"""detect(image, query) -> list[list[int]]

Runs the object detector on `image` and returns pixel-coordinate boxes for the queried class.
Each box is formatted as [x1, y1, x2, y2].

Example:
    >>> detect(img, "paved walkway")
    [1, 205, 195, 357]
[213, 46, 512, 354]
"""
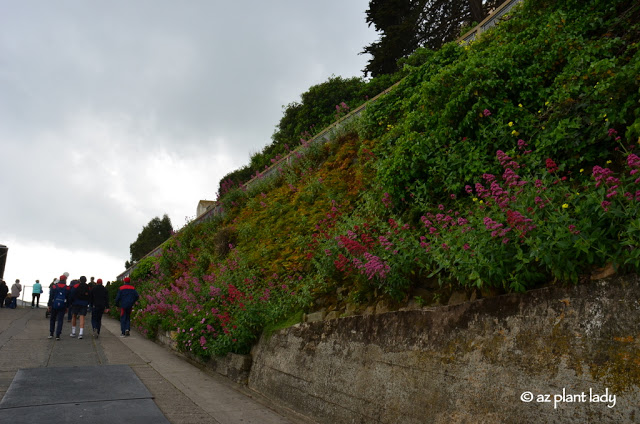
[0, 306, 307, 424]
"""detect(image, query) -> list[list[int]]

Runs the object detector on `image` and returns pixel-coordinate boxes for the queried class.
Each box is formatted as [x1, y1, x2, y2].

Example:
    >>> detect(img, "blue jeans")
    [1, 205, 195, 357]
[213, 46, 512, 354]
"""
[9, 297, 17, 309]
[120, 307, 133, 335]
[49, 308, 66, 336]
[92, 306, 105, 334]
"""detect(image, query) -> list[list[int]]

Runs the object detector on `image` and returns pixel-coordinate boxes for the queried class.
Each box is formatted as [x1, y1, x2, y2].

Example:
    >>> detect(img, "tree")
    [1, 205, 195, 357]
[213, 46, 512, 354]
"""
[126, 214, 173, 268]
[361, 0, 423, 78]
[271, 75, 369, 149]
[361, 0, 502, 77]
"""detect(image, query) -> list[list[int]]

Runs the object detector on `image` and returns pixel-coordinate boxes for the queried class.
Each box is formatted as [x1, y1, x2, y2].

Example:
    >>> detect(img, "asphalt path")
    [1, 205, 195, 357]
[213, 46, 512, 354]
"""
[0, 305, 301, 424]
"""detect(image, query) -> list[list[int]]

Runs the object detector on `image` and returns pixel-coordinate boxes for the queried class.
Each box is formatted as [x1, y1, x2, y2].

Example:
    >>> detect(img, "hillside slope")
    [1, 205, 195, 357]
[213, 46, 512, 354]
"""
[127, 0, 640, 358]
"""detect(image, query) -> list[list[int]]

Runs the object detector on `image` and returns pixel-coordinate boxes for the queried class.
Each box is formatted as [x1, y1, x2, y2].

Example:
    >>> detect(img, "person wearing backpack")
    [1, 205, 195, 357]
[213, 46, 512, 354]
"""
[48, 276, 69, 340]
[9, 279, 22, 309]
[115, 277, 139, 337]
[70, 276, 90, 339]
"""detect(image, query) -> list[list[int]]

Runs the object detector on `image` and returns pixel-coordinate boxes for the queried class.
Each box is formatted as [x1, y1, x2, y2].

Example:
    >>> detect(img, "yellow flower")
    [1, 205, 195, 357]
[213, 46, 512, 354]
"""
[518, 104, 523, 108]
[580, 168, 584, 173]
[472, 198, 478, 202]
[512, 130, 520, 136]
[606, 160, 612, 164]
[545, 101, 550, 106]
[508, 121, 514, 127]
[479, 200, 484, 204]
[562, 204, 569, 209]
[538, 110, 542, 113]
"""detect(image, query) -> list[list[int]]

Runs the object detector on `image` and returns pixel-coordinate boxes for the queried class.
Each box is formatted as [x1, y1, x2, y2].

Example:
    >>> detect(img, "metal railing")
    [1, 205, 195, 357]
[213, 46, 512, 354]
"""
[459, 0, 523, 44]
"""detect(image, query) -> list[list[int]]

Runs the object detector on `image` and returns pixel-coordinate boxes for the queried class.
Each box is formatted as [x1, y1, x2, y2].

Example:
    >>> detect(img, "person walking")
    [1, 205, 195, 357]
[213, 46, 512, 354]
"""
[115, 277, 139, 337]
[31, 279, 43, 308]
[60, 272, 72, 322]
[48, 276, 69, 340]
[70, 276, 90, 339]
[9, 279, 22, 309]
[0, 280, 8, 308]
[89, 278, 109, 338]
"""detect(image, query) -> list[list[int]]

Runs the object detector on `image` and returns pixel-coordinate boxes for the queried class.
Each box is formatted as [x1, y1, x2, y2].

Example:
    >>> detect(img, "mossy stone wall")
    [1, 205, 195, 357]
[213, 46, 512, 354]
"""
[249, 276, 640, 423]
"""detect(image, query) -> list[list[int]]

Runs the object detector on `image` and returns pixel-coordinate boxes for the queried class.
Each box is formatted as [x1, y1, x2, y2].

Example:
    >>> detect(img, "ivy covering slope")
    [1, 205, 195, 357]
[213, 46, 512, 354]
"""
[128, 0, 640, 359]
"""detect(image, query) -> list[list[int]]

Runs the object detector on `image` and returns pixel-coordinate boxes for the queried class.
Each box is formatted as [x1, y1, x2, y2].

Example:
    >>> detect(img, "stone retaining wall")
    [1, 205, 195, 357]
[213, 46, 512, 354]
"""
[248, 277, 640, 423]
[156, 330, 252, 385]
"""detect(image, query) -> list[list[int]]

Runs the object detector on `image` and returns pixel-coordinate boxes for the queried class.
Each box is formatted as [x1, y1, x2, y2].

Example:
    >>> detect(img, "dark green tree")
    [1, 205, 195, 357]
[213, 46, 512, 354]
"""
[361, 0, 502, 77]
[361, 0, 423, 77]
[271, 75, 369, 149]
[126, 214, 173, 268]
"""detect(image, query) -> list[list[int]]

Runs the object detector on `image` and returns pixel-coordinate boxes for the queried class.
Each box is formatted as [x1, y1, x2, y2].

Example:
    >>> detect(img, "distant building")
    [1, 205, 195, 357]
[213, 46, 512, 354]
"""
[197, 200, 216, 217]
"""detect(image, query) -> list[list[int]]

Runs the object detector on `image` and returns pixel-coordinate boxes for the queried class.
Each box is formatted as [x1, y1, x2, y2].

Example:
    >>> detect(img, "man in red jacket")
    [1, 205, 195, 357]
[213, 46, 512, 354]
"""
[115, 277, 139, 337]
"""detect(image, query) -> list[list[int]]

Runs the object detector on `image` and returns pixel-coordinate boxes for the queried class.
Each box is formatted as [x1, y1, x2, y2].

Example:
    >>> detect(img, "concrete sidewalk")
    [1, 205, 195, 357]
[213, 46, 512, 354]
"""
[0, 306, 306, 424]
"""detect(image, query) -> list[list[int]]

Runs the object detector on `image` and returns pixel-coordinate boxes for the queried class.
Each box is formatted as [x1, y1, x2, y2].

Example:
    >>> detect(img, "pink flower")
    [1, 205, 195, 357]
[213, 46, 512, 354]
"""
[628, 154, 640, 169]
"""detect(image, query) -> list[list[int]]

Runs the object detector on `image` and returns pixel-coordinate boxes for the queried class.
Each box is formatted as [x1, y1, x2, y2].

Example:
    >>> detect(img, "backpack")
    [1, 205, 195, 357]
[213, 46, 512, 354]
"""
[52, 287, 66, 310]
[76, 282, 90, 302]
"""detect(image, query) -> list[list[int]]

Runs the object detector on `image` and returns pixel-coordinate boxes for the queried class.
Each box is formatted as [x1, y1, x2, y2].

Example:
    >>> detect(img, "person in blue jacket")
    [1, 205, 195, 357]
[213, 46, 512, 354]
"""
[48, 276, 69, 340]
[115, 277, 139, 337]
[31, 279, 42, 308]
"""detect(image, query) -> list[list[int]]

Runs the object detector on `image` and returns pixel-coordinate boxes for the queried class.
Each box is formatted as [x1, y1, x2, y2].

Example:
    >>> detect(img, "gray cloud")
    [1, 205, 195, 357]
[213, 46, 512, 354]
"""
[0, 0, 377, 279]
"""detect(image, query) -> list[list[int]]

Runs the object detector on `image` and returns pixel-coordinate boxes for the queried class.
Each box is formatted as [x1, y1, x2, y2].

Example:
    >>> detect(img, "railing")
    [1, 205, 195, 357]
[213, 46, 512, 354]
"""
[459, 0, 523, 44]
[117, 0, 524, 281]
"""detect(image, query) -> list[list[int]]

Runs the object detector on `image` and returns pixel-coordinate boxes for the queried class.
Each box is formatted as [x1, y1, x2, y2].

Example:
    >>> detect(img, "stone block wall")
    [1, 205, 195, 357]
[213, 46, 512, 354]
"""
[248, 277, 640, 423]
[156, 329, 252, 385]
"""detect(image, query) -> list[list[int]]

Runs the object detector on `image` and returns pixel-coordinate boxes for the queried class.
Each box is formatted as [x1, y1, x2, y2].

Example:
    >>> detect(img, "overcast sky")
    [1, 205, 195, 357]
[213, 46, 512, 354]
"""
[0, 1, 378, 296]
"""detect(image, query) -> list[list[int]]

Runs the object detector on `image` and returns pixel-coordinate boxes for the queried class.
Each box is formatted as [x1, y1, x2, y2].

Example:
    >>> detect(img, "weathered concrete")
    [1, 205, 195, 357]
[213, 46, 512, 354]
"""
[0, 307, 300, 424]
[248, 276, 640, 423]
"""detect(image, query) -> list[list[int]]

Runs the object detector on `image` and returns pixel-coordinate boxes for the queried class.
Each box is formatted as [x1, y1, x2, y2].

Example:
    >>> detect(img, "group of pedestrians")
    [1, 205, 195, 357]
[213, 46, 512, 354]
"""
[0, 279, 23, 309]
[47, 275, 138, 340]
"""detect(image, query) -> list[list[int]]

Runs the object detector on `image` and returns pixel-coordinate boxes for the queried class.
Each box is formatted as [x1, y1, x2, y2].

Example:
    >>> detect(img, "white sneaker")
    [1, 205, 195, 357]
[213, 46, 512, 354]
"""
[70, 333, 76, 338]
[78, 335, 83, 339]
[48, 335, 53, 339]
